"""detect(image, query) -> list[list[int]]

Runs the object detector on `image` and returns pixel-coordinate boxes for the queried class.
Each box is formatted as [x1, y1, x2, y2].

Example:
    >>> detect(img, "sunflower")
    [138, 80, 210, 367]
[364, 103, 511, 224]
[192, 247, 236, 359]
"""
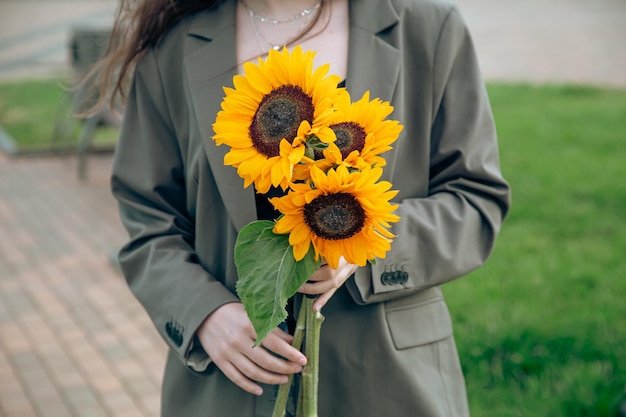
[312, 91, 403, 174]
[270, 165, 400, 269]
[212, 46, 341, 193]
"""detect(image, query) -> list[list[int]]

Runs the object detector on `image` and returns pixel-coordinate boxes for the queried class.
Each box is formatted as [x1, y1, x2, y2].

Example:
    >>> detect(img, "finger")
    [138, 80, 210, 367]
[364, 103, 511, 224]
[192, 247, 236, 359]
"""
[262, 332, 307, 366]
[271, 327, 294, 344]
[236, 352, 292, 386]
[217, 359, 264, 396]
[298, 279, 335, 295]
[306, 265, 331, 282]
[312, 287, 337, 312]
[247, 343, 304, 375]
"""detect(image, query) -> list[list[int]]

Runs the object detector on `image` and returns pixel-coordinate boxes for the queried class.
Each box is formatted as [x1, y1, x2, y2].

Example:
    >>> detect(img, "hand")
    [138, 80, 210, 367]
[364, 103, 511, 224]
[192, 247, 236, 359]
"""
[297, 256, 357, 312]
[196, 303, 307, 396]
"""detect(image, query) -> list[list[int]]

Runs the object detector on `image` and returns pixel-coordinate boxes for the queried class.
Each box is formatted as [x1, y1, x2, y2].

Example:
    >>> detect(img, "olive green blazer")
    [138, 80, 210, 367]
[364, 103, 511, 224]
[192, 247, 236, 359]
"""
[111, 0, 511, 415]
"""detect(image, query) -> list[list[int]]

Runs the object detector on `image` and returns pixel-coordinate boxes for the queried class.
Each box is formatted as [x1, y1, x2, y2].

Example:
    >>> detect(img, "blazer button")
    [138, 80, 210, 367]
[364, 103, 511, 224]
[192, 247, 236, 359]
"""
[165, 319, 184, 347]
[400, 271, 409, 284]
[381, 271, 391, 285]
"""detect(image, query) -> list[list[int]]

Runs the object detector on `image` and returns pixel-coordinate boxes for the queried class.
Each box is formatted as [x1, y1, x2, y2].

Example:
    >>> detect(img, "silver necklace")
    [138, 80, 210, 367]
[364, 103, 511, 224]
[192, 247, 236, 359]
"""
[245, 2, 319, 53]
[241, 0, 321, 25]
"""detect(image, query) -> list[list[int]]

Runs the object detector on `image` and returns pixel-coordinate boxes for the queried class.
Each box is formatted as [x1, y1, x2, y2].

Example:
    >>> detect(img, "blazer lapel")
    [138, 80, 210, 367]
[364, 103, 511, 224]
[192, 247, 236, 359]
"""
[183, 0, 403, 233]
[184, 1, 257, 232]
[347, 0, 402, 182]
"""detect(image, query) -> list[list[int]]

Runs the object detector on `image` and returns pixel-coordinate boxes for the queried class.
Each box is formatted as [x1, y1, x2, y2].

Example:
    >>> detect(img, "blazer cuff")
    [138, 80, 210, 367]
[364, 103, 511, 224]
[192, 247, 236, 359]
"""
[185, 334, 213, 373]
[182, 299, 243, 373]
[347, 262, 418, 305]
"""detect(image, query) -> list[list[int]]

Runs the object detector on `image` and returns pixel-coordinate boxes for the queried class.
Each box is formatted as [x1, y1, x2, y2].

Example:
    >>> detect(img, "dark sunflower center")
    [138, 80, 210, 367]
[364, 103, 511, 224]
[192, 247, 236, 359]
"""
[249, 85, 314, 158]
[315, 122, 367, 160]
[303, 193, 366, 240]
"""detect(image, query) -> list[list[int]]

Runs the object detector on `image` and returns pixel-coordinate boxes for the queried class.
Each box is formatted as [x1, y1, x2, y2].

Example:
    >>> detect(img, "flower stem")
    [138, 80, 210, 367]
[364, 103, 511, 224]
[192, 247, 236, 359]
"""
[271, 300, 307, 417]
[301, 296, 324, 417]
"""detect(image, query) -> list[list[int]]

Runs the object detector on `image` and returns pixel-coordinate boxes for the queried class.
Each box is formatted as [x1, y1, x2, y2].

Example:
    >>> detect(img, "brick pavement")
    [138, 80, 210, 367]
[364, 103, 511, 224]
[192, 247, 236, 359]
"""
[0, 152, 166, 417]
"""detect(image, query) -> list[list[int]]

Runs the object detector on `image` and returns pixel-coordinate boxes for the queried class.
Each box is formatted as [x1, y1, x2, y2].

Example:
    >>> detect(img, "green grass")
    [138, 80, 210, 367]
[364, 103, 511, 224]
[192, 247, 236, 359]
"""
[444, 84, 626, 417]
[0, 78, 118, 153]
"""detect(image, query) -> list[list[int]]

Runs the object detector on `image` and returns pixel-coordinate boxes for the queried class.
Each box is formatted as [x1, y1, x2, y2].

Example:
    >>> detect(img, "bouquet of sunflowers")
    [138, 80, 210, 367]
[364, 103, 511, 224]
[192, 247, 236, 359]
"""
[212, 46, 402, 417]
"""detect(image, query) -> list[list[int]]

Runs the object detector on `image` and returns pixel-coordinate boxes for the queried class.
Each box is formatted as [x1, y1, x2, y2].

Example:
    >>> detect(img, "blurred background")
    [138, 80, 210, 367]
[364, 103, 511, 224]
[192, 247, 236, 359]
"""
[0, 0, 625, 416]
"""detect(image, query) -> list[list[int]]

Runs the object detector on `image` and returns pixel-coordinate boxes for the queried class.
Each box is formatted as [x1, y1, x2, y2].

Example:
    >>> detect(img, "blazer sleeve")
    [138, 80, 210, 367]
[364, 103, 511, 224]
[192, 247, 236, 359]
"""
[110, 49, 239, 367]
[347, 6, 511, 304]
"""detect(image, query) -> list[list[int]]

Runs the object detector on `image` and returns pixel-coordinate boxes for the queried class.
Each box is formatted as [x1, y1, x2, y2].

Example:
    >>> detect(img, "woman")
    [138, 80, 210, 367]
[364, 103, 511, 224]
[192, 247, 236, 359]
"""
[102, 0, 511, 416]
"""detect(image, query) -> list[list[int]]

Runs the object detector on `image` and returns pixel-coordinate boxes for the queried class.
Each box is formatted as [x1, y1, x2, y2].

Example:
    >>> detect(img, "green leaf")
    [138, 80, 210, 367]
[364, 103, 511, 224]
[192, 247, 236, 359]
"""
[234, 220, 320, 346]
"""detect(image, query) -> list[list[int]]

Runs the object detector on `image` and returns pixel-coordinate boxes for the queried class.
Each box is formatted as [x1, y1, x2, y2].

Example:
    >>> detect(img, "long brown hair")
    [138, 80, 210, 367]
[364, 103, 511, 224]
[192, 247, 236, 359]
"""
[86, 0, 328, 116]
[83, 0, 217, 116]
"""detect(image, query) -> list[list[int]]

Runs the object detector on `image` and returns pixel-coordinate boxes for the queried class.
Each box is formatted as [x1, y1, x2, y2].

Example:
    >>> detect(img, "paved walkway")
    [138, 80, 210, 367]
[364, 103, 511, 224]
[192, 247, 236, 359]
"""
[0, 0, 625, 416]
[0, 152, 166, 417]
[455, 0, 626, 89]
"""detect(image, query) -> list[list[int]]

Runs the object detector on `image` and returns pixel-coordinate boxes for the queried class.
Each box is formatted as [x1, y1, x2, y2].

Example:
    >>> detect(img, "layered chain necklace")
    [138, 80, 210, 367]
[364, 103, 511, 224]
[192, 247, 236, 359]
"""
[241, 0, 322, 53]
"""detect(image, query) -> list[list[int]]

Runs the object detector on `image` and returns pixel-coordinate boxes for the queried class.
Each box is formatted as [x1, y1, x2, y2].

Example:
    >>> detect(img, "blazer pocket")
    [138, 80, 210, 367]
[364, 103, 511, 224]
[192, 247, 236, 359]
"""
[384, 297, 453, 350]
